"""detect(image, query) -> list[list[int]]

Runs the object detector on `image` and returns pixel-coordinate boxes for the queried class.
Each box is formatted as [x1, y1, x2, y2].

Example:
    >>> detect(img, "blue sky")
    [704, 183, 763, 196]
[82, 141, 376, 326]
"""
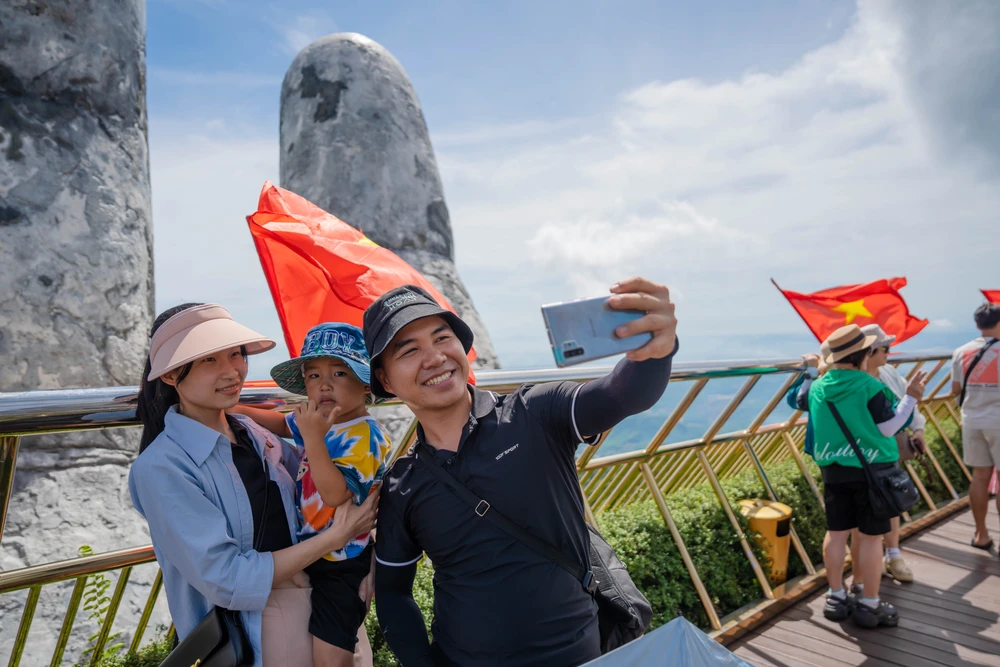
[146, 0, 1000, 376]
[148, 0, 855, 127]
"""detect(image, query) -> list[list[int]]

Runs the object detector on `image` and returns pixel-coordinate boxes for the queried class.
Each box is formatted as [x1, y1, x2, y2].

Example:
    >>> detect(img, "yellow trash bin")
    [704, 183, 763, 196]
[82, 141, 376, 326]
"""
[738, 499, 793, 585]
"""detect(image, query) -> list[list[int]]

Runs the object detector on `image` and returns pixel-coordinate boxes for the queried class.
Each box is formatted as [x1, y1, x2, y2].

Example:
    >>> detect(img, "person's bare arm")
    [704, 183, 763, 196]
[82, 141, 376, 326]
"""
[294, 402, 353, 507]
[228, 405, 292, 438]
[952, 380, 962, 398]
[272, 487, 378, 584]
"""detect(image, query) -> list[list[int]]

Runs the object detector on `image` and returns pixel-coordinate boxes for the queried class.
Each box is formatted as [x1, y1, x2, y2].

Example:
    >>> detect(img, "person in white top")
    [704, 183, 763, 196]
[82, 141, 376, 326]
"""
[951, 303, 1000, 551]
[858, 325, 926, 583]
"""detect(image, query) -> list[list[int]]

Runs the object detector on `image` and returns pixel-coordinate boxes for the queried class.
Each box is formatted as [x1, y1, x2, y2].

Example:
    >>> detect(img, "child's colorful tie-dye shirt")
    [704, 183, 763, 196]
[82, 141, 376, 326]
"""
[285, 413, 391, 560]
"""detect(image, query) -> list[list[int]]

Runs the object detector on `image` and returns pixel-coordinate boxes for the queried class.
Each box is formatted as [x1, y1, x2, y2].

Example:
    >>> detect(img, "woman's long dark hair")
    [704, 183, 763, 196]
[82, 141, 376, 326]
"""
[137, 303, 204, 453]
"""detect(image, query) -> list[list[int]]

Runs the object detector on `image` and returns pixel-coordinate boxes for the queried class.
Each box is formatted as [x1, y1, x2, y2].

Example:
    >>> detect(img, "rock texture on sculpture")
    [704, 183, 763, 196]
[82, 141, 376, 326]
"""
[0, 1, 157, 662]
[279, 32, 498, 370]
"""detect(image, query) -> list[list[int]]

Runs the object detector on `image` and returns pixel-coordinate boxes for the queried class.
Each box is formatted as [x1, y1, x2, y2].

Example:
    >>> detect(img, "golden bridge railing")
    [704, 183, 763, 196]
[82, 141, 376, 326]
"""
[0, 353, 966, 663]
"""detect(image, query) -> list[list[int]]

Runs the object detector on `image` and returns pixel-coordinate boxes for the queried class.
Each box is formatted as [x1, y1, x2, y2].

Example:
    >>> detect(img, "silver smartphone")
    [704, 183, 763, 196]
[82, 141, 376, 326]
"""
[541, 295, 651, 367]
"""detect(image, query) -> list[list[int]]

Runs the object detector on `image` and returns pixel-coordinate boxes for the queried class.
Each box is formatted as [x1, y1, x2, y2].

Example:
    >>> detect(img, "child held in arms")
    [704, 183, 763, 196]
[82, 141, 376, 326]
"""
[235, 322, 391, 667]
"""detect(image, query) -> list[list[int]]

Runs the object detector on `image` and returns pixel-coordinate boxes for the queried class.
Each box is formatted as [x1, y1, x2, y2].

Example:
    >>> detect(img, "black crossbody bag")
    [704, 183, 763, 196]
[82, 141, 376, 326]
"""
[417, 449, 652, 654]
[160, 457, 270, 667]
[959, 338, 998, 407]
[826, 401, 919, 520]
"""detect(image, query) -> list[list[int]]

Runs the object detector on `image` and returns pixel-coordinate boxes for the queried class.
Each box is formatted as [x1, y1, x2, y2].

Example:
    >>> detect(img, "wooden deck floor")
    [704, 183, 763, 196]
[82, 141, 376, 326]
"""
[730, 501, 1000, 667]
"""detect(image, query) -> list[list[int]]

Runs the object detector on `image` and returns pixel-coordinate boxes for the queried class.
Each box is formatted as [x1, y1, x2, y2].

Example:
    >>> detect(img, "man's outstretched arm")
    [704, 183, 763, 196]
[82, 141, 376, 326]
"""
[574, 352, 676, 437]
[375, 561, 435, 667]
[574, 277, 679, 437]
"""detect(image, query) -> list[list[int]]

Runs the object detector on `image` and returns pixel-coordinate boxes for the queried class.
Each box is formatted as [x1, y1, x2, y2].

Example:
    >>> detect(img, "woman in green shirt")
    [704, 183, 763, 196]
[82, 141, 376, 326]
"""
[809, 325, 925, 629]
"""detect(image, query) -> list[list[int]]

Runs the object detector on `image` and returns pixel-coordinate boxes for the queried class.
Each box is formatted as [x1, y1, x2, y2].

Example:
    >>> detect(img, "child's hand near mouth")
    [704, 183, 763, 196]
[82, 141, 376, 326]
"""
[296, 400, 342, 444]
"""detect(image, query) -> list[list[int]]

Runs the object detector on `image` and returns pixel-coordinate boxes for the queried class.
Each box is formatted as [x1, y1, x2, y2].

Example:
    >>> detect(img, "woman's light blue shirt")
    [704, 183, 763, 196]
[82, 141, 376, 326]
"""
[128, 407, 301, 666]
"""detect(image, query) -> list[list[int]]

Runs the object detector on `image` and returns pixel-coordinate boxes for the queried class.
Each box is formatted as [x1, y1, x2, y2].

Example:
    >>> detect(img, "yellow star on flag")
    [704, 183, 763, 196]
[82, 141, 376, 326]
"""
[832, 299, 872, 324]
[358, 236, 379, 247]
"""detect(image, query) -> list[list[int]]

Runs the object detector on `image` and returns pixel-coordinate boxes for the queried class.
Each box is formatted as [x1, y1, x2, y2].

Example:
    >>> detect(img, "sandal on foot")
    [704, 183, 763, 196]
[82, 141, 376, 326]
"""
[971, 539, 994, 551]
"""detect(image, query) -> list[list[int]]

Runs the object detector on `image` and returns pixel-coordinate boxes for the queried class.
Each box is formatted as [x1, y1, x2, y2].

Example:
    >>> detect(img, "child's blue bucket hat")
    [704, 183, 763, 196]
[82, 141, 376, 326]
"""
[270, 322, 370, 395]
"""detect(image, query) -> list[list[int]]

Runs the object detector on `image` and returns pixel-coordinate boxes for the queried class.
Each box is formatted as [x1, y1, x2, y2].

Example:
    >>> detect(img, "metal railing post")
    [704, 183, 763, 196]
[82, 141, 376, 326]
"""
[744, 374, 800, 436]
[923, 404, 971, 482]
[0, 352, 962, 656]
[576, 430, 611, 470]
[599, 462, 647, 512]
[902, 360, 926, 381]
[942, 399, 963, 428]
[696, 450, 774, 599]
[88, 566, 133, 666]
[645, 380, 708, 457]
[50, 576, 88, 667]
[388, 417, 418, 465]
[904, 462, 937, 512]
[8, 584, 41, 667]
[919, 441, 960, 501]
[740, 439, 816, 575]
[129, 568, 165, 655]
[1, 435, 21, 545]
[781, 431, 824, 510]
[582, 492, 599, 528]
[640, 463, 722, 631]
[592, 463, 634, 512]
[927, 369, 953, 400]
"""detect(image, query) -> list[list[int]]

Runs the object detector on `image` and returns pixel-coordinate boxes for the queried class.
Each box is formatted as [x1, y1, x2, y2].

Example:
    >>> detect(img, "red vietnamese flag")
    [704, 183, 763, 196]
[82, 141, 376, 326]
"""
[772, 277, 928, 345]
[247, 182, 477, 379]
[982, 290, 1000, 305]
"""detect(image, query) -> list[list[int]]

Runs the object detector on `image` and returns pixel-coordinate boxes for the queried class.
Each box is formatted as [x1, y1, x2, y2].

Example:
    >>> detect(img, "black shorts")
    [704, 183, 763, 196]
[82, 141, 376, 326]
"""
[304, 543, 373, 651]
[821, 464, 894, 536]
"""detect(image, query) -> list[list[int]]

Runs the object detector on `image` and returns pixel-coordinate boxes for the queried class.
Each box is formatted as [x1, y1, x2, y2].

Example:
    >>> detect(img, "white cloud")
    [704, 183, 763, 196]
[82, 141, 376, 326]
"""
[277, 12, 338, 57]
[872, 0, 1000, 175]
[438, 0, 1000, 361]
[148, 125, 289, 378]
[930, 319, 954, 329]
[148, 1, 999, 371]
[527, 198, 761, 296]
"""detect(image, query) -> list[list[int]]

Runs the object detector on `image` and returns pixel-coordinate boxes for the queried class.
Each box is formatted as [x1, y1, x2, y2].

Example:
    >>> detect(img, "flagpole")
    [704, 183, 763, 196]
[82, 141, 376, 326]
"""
[771, 278, 824, 344]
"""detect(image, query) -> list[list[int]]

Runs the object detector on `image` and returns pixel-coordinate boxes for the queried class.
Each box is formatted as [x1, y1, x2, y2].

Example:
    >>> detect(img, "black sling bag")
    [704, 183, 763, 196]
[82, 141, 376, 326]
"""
[826, 401, 919, 520]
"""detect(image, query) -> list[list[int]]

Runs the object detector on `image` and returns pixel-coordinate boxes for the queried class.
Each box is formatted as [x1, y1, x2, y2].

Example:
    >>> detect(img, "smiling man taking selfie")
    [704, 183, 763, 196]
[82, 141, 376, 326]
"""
[365, 277, 678, 667]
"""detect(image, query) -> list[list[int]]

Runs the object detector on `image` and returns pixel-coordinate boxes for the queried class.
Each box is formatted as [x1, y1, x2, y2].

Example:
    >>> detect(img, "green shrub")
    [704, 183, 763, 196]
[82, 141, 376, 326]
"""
[599, 457, 825, 630]
[907, 413, 967, 513]
[115, 424, 959, 665]
[91, 626, 172, 667]
[363, 455, 829, 661]
[597, 417, 964, 633]
[75, 545, 125, 666]
[367, 556, 435, 667]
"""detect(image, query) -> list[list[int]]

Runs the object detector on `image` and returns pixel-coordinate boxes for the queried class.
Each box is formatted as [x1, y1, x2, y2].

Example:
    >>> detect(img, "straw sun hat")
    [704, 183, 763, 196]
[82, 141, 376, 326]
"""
[817, 340, 832, 375]
[822, 324, 878, 366]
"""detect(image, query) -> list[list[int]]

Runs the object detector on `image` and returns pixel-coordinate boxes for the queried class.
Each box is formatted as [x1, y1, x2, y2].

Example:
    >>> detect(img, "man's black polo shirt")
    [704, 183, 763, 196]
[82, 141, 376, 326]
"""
[375, 382, 601, 666]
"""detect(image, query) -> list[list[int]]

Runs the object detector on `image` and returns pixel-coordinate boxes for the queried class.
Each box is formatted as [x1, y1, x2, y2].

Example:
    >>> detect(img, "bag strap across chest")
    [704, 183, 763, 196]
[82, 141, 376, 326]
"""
[416, 447, 597, 594]
[960, 338, 998, 407]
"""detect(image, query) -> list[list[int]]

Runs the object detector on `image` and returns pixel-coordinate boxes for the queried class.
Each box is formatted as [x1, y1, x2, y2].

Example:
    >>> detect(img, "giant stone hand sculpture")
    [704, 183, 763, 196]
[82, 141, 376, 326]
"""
[0, 1, 156, 662]
[279, 33, 499, 370]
